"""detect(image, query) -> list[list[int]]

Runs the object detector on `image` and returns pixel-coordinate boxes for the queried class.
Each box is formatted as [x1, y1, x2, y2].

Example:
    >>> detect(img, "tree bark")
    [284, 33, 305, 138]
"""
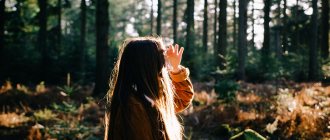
[282, 0, 288, 53]
[321, 0, 329, 59]
[79, 0, 86, 82]
[237, 0, 247, 80]
[94, 0, 110, 96]
[157, 0, 161, 35]
[185, 0, 194, 62]
[38, 0, 49, 81]
[251, 0, 255, 48]
[309, 0, 319, 80]
[274, 0, 281, 57]
[233, 0, 236, 49]
[261, 0, 271, 74]
[203, 0, 208, 52]
[262, 0, 271, 57]
[275, 29, 281, 57]
[173, 0, 177, 42]
[57, 0, 61, 52]
[294, 0, 299, 50]
[150, 0, 154, 35]
[213, 0, 218, 54]
[0, 0, 5, 51]
[218, 0, 227, 70]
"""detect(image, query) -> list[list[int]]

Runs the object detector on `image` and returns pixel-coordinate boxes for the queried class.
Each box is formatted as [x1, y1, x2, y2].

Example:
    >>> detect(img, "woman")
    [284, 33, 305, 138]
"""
[104, 37, 194, 140]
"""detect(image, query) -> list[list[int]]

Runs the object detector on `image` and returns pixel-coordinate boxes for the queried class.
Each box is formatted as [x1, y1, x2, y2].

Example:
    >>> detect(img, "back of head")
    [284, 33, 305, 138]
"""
[115, 37, 165, 101]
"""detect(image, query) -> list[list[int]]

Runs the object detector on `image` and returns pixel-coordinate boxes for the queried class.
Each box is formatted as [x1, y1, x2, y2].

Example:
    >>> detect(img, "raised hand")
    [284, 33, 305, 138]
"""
[165, 44, 184, 73]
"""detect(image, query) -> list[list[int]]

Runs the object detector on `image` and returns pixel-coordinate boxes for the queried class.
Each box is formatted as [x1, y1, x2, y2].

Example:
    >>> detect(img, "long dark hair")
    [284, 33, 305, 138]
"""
[105, 37, 182, 140]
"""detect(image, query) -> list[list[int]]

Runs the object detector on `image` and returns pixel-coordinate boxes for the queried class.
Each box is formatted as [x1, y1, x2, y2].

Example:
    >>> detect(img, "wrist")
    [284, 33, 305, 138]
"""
[169, 66, 190, 82]
[170, 65, 182, 74]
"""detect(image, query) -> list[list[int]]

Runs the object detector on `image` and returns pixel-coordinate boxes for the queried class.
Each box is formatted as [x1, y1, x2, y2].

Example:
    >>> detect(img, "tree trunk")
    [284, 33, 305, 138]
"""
[218, 0, 227, 70]
[203, 0, 208, 52]
[237, 0, 247, 80]
[275, 29, 281, 57]
[213, 0, 218, 54]
[185, 0, 194, 62]
[0, 0, 4, 74]
[57, 0, 61, 52]
[233, 0, 236, 49]
[94, 0, 109, 96]
[79, 0, 86, 82]
[282, 0, 288, 53]
[276, 0, 281, 20]
[157, 0, 161, 35]
[321, 0, 329, 59]
[38, 0, 49, 81]
[309, 0, 319, 80]
[0, 0, 5, 51]
[150, 0, 154, 35]
[173, 0, 177, 42]
[261, 0, 271, 73]
[274, 0, 282, 58]
[251, 0, 255, 48]
[294, 0, 299, 50]
[262, 0, 270, 57]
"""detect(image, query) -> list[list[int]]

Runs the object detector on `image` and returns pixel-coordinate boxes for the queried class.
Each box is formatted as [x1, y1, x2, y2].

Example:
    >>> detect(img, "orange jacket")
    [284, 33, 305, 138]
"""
[108, 67, 194, 140]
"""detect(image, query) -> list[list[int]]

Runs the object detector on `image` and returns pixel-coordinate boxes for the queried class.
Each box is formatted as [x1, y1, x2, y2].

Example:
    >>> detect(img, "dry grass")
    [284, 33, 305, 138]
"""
[0, 81, 330, 139]
[0, 113, 30, 128]
[185, 82, 330, 139]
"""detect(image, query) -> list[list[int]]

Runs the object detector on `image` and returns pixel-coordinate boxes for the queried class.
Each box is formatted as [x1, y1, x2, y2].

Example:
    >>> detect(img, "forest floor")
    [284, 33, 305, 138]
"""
[0, 80, 330, 140]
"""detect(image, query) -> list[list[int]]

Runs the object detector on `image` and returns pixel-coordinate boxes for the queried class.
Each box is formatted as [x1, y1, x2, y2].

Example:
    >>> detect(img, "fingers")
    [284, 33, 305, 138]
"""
[166, 44, 172, 55]
[174, 44, 179, 54]
[167, 44, 174, 54]
[178, 47, 184, 56]
[166, 44, 183, 56]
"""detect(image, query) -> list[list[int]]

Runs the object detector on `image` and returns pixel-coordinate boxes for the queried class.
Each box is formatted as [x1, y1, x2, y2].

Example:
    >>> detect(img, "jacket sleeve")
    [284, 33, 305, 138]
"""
[169, 66, 194, 113]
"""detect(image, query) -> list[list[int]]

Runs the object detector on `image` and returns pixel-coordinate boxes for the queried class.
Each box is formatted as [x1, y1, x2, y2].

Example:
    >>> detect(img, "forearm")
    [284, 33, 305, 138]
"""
[169, 66, 194, 113]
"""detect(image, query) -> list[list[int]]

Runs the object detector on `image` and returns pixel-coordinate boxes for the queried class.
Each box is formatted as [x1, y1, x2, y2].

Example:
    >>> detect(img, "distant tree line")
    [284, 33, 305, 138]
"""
[0, 0, 328, 96]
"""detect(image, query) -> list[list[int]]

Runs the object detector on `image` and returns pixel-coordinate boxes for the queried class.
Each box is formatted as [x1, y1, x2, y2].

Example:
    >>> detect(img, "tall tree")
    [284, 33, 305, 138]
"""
[173, 0, 178, 42]
[0, 0, 4, 73]
[57, 0, 61, 51]
[0, 0, 5, 51]
[321, 0, 329, 59]
[237, 0, 247, 80]
[150, 0, 154, 35]
[251, 0, 255, 48]
[213, 0, 218, 52]
[157, 0, 161, 35]
[185, 0, 194, 62]
[261, 0, 271, 73]
[217, 0, 227, 70]
[262, 0, 271, 57]
[294, 0, 299, 49]
[38, 0, 49, 81]
[79, 0, 87, 81]
[274, 0, 282, 58]
[95, 0, 110, 95]
[203, 0, 208, 52]
[282, 0, 288, 53]
[233, 0, 237, 48]
[309, 0, 319, 80]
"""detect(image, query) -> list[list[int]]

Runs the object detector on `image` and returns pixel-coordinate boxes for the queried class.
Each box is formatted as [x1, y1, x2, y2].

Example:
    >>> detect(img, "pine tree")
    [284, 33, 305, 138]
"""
[94, 0, 110, 96]
[237, 0, 247, 80]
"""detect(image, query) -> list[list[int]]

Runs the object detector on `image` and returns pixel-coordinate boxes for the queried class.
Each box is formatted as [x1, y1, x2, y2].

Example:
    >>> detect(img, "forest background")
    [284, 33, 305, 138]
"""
[0, 0, 329, 139]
